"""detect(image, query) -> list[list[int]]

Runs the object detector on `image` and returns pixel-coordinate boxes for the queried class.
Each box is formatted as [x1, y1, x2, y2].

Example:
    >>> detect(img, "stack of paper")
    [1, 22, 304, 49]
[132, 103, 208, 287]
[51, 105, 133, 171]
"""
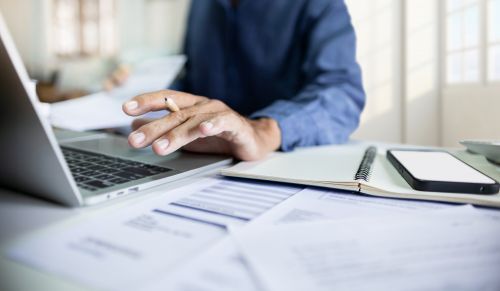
[141, 188, 500, 291]
[49, 55, 186, 131]
[232, 206, 500, 291]
[7, 177, 301, 290]
[7, 176, 500, 291]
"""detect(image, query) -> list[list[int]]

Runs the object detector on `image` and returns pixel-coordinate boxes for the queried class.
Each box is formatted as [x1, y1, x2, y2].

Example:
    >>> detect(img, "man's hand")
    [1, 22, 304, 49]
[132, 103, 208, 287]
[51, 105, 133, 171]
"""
[103, 64, 130, 91]
[122, 90, 281, 161]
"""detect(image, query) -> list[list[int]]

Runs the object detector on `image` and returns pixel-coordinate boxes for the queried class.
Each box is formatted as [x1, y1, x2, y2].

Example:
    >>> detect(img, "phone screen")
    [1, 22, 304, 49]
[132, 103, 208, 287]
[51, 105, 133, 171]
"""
[390, 150, 496, 184]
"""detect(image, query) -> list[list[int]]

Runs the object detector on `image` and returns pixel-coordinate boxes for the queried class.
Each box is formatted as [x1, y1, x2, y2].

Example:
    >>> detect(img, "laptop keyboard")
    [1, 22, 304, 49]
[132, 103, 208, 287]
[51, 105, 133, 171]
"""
[61, 147, 172, 192]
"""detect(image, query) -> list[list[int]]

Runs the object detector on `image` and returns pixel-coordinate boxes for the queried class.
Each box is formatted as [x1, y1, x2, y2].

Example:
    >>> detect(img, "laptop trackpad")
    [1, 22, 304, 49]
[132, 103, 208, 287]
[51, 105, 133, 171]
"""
[62, 135, 162, 161]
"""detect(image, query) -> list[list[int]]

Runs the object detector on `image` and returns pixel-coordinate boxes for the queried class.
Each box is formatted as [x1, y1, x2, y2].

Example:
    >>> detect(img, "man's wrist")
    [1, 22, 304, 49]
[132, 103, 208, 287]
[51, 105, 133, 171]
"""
[249, 118, 282, 153]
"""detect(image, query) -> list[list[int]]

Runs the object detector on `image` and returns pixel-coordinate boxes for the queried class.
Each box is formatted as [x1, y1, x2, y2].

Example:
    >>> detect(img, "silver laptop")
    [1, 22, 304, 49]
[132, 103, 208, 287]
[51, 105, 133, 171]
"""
[0, 15, 231, 206]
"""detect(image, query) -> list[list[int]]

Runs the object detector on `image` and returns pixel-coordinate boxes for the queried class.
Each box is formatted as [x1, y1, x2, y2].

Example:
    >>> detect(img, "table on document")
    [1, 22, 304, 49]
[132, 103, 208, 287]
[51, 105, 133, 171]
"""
[157, 179, 300, 227]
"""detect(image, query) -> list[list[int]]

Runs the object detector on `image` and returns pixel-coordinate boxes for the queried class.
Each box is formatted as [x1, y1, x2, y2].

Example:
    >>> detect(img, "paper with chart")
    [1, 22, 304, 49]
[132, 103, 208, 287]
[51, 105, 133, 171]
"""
[140, 188, 463, 291]
[146, 189, 500, 291]
[10, 176, 499, 291]
[232, 206, 500, 291]
[8, 177, 300, 291]
[50, 55, 186, 131]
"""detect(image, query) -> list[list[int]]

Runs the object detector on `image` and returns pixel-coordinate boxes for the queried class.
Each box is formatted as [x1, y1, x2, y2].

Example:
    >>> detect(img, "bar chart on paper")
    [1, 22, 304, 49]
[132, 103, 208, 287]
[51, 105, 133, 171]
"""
[155, 179, 302, 228]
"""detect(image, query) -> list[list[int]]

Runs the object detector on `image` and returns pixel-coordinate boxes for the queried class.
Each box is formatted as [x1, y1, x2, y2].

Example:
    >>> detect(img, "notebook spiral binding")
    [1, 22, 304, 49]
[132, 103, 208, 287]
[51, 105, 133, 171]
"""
[354, 146, 377, 182]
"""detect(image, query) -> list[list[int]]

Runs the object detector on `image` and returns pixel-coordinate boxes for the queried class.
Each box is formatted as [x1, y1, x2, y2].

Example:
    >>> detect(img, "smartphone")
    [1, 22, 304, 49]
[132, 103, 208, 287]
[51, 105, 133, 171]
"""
[387, 149, 499, 194]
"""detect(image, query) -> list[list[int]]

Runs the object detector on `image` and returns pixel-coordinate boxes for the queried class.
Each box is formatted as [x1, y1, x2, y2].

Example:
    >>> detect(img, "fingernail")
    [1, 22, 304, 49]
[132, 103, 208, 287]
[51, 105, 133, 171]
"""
[201, 121, 214, 131]
[125, 101, 138, 111]
[131, 132, 145, 145]
[156, 139, 169, 151]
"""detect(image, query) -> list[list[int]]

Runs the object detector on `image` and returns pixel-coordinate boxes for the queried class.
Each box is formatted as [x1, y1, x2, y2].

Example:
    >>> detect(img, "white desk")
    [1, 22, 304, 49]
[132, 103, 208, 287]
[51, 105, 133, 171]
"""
[0, 168, 221, 291]
[1, 149, 499, 291]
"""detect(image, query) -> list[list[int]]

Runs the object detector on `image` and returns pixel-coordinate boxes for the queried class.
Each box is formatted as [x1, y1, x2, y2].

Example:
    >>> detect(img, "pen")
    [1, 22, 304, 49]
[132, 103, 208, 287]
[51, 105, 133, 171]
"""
[164, 97, 180, 112]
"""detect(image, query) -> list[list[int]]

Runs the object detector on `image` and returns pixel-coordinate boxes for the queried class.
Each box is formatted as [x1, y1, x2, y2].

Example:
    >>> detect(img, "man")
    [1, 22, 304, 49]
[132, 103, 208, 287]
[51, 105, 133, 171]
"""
[122, 0, 365, 161]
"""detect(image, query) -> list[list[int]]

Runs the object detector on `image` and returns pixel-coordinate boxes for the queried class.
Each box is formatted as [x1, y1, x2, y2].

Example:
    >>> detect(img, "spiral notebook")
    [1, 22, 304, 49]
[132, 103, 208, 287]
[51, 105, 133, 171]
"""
[221, 144, 500, 208]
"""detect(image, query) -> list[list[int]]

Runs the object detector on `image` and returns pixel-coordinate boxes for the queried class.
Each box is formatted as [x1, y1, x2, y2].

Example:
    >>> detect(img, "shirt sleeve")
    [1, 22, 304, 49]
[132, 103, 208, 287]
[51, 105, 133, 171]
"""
[250, 0, 365, 152]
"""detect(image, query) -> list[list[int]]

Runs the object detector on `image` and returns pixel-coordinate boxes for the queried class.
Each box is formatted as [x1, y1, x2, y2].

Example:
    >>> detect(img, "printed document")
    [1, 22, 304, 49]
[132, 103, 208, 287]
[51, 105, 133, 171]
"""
[141, 238, 260, 291]
[142, 188, 463, 291]
[8, 177, 300, 291]
[233, 206, 500, 291]
[10, 176, 499, 291]
[252, 187, 452, 225]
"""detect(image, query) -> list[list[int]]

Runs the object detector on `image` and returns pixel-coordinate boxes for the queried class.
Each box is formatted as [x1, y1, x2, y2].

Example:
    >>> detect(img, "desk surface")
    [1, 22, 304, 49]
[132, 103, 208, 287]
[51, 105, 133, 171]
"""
[0, 168, 219, 291]
[1, 148, 499, 291]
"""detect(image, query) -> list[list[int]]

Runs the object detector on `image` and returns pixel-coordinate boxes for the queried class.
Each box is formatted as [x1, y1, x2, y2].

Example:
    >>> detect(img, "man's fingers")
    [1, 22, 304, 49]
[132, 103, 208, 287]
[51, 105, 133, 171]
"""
[131, 118, 156, 131]
[151, 116, 208, 156]
[151, 110, 244, 156]
[128, 100, 229, 148]
[124, 94, 251, 157]
[182, 137, 232, 155]
[122, 90, 207, 116]
[129, 112, 188, 148]
[197, 111, 244, 141]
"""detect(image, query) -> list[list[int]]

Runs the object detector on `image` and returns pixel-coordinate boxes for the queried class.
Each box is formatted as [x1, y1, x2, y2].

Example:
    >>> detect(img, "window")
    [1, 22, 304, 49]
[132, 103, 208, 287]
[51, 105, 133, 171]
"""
[53, 0, 116, 58]
[488, 0, 500, 81]
[445, 0, 480, 84]
[445, 0, 500, 84]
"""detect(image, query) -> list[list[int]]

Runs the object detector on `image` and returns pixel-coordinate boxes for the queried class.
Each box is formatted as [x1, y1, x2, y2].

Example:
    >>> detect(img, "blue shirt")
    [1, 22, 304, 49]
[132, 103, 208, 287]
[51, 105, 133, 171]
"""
[175, 0, 365, 151]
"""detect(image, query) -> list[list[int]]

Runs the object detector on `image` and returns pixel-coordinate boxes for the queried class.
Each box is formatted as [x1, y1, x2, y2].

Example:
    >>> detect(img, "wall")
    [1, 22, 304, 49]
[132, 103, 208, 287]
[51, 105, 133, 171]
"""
[102, 0, 190, 60]
[347, 0, 404, 144]
[442, 86, 500, 146]
[439, 0, 500, 147]
[144, 0, 190, 54]
[0, 0, 53, 79]
[348, 0, 441, 146]
[404, 0, 440, 146]
[350, 0, 498, 147]
[0, 0, 190, 80]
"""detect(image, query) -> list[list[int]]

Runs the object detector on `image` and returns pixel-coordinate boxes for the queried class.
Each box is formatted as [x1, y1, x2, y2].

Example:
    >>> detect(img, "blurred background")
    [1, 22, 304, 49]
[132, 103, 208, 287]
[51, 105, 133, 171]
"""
[0, 0, 498, 147]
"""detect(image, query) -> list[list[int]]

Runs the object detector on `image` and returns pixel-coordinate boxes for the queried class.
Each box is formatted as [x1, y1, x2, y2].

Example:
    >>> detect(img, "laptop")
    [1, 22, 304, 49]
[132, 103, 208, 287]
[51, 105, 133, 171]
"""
[0, 15, 231, 206]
